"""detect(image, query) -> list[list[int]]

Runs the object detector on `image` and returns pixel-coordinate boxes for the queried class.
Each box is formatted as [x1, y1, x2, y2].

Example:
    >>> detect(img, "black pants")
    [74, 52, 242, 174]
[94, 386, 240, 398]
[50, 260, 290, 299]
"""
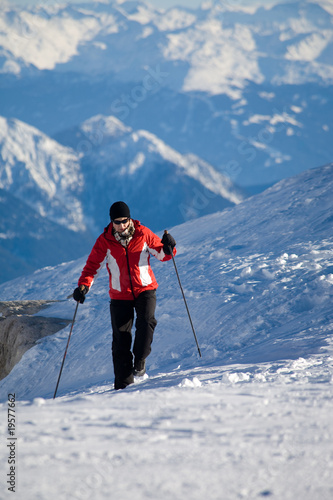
[110, 290, 157, 389]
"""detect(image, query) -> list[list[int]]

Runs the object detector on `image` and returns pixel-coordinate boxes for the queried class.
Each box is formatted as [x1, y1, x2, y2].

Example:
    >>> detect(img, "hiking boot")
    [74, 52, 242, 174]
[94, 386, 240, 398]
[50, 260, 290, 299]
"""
[133, 359, 146, 377]
[114, 373, 134, 390]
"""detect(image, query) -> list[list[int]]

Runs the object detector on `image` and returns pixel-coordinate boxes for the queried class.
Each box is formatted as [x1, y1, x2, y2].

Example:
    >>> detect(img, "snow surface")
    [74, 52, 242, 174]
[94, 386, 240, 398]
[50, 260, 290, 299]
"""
[0, 163, 332, 499]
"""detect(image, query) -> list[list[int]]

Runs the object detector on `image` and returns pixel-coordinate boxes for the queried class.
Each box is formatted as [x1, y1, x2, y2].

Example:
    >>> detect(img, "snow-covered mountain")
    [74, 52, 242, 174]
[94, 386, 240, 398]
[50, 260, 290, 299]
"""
[0, 114, 243, 281]
[0, 116, 85, 232]
[55, 114, 244, 232]
[0, 163, 332, 500]
[0, 0, 332, 188]
[0, 117, 96, 282]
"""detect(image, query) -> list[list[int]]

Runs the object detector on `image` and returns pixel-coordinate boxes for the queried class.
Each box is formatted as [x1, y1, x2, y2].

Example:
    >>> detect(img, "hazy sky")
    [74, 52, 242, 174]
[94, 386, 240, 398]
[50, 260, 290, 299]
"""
[9, 0, 289, 10]
[10, 0, 204, 8]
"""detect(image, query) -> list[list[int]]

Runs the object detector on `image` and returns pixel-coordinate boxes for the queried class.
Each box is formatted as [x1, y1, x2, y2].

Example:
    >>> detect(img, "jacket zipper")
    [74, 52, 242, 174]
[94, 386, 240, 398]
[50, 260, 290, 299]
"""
[125, 247, 136, 300]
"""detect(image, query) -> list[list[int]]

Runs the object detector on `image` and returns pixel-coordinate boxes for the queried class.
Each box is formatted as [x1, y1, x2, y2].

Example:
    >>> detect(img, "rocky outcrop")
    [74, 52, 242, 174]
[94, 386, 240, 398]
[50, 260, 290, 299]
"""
[0, 301, 70, 380]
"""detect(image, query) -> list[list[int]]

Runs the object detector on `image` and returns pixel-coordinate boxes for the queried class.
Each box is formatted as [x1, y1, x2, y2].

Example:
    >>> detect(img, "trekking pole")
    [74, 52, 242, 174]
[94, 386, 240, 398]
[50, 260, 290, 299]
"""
[164, 230, 202, 358]
[53, 301, 79, 399]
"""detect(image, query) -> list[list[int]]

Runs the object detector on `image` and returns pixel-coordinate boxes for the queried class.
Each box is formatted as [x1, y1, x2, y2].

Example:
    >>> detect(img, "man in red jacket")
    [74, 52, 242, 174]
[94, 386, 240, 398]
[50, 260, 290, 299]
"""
[73, 201, 176, 390]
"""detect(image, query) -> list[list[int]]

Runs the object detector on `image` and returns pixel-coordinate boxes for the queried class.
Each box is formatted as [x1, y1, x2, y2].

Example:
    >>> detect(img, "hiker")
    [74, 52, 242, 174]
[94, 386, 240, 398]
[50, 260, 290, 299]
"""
[73, 201, 176, 390]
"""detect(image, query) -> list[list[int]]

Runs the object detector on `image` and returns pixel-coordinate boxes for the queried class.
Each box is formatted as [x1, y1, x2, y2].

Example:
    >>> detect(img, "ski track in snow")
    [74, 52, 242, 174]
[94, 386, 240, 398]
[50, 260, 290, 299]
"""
[0, 165, 333, 499]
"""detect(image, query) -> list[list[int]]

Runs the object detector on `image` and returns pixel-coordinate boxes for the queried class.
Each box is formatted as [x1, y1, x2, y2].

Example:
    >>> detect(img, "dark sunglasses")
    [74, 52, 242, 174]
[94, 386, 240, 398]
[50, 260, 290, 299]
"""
[113, 217, 130, 225]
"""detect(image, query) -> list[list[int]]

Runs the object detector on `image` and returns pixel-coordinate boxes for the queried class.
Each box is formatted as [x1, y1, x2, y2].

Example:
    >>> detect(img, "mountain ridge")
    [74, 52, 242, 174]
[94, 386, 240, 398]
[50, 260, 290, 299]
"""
[55, 113, 245, 233]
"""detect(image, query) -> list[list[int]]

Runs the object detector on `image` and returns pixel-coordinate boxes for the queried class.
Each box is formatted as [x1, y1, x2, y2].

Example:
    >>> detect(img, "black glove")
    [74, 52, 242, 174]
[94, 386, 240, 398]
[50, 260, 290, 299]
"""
[162, 232, 176, 255]
[73, 285, 89, 304]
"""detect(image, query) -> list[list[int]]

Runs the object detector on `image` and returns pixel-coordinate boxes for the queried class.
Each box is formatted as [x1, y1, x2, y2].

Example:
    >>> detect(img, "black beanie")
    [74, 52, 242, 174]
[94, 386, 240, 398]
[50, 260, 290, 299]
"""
[109, 201, 131, 221]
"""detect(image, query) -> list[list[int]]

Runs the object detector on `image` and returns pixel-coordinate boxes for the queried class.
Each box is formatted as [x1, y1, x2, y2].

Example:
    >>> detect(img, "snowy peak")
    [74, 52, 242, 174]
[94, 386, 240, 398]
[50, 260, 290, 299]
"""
[80, 114, 132, 143]
[55, 113, 244, 231]
[63, 114, 243, 204]
[0, 116, 85, 232]
[64, 114, 132, 155]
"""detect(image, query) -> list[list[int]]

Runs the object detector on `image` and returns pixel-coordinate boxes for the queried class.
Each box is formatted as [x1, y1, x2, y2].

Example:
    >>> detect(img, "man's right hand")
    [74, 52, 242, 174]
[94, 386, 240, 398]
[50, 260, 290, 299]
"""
[162, 232, 176, 255]
[73, 285, 89, 304]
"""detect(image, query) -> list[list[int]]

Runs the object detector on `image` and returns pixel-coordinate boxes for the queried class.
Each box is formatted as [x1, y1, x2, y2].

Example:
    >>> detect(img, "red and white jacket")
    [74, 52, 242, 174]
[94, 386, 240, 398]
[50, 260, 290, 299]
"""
[78, 220, 176, 300]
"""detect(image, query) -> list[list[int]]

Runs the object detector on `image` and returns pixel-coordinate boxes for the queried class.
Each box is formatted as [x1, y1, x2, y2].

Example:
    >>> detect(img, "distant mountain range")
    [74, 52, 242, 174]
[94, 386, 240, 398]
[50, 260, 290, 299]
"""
[0, 0, 332, 186]
[0, 0, 332, 282]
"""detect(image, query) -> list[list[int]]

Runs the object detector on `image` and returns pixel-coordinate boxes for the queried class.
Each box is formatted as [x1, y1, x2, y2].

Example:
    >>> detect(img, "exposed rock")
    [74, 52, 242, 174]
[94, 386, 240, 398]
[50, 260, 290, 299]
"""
[0, 301, 70, 380]
[0, 300, 53, 317]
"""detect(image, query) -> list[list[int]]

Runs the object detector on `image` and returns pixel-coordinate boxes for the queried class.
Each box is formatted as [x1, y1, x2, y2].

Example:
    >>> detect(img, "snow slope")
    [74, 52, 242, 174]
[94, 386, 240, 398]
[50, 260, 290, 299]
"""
[1, 161, 332, 396]
[0, 164, 332, 499]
